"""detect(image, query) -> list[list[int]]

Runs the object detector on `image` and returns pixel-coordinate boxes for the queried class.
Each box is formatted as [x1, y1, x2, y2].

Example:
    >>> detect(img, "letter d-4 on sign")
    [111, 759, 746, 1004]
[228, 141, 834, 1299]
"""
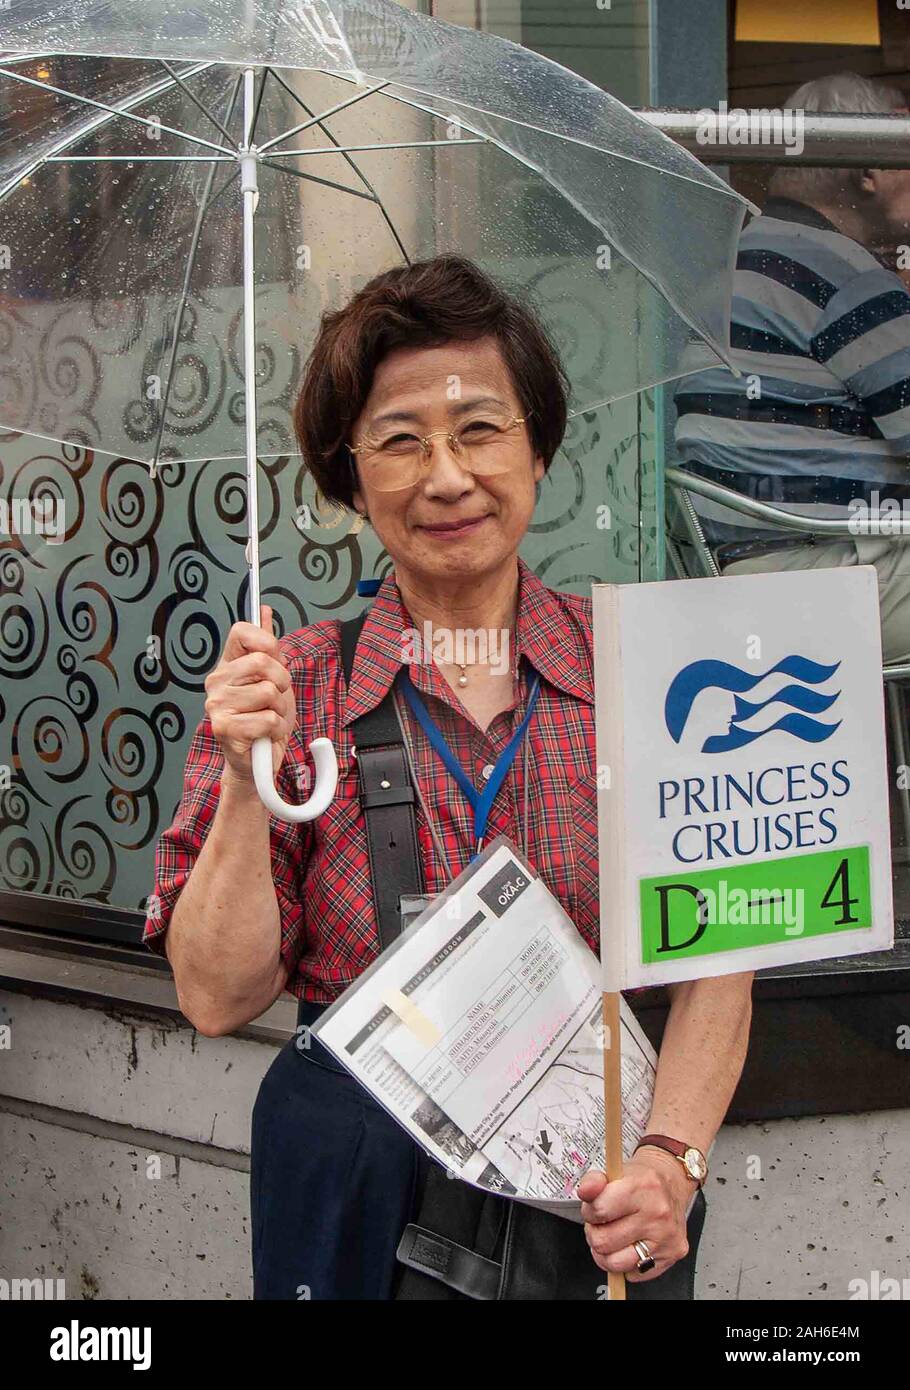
[592, 567, 893, 989]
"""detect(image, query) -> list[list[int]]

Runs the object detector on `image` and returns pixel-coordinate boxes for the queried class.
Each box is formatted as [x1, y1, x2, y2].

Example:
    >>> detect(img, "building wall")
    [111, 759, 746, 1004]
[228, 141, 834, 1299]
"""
[1, 985, 905, 1301]
[0, 987, 272, 1300]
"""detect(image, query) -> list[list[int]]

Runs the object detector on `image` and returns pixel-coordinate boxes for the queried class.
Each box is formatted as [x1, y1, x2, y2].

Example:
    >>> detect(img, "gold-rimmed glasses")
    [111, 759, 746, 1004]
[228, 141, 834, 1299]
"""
[348, 408, 532, 492]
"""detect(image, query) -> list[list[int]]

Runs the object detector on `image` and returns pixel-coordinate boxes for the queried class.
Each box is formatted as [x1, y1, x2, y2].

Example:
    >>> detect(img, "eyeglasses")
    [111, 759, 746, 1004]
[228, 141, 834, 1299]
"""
[348, 410, 532, 492]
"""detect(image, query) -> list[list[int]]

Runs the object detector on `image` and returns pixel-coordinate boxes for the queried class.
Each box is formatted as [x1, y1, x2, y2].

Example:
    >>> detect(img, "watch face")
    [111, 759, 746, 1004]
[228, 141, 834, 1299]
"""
[684, 1148, 707, 1181]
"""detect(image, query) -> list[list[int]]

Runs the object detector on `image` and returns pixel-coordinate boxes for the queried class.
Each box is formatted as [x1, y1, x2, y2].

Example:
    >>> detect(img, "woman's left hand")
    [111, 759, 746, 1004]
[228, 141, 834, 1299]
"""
[576, 1147, 695, 1282]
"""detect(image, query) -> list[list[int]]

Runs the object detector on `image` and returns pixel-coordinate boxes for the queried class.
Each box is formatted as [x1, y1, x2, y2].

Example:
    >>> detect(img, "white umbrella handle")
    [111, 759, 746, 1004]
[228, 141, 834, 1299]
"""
[251, 735, 339, 822]
[240, 67, 338, 823]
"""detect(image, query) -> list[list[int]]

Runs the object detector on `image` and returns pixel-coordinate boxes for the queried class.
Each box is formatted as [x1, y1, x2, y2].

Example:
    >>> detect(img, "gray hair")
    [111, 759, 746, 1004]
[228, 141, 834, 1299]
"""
[768, 71, 907, 204]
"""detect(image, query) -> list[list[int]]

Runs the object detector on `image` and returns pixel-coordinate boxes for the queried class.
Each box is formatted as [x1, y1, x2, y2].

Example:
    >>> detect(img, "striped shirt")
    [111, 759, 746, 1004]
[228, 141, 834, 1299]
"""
[144, 557, 605, 1005]
[673, 197, 910, 557]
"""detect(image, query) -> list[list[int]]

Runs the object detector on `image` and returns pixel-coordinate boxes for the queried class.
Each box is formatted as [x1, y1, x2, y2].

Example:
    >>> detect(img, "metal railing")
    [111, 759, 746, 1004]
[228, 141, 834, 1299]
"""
[638, 109, 910, 166]
[665, 466, 910, 539]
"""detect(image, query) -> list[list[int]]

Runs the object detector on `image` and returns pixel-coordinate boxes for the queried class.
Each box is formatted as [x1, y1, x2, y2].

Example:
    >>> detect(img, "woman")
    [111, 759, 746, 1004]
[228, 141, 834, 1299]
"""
[145, 254, 753, 1300]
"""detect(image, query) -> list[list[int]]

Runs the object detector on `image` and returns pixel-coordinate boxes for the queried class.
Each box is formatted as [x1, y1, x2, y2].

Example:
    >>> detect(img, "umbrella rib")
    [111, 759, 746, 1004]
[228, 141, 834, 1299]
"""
[324, 70, 744, 202]
[316, 72, 742, 359]
[151, 75, 245, 476]
[263, 66, 410, 263]
[264, 138, 485, 157]
[0, 424, 302, 467]
[0, 51, 57, 65]
[45, 154, 235, 162]
[256, 81, 390, 154]
[0, 63, 236, 157]
[259, 157, 377, 201]
[0, 61, 215, 205]
[158, 60, 239, 149]
[249, 66, 270, 146]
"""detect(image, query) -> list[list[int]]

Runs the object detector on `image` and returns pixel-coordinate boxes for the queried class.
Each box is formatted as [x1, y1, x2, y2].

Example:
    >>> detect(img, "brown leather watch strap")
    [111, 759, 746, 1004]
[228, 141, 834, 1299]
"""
[634, 1133, 707, 1186]
[636, 1133, 687, 1159]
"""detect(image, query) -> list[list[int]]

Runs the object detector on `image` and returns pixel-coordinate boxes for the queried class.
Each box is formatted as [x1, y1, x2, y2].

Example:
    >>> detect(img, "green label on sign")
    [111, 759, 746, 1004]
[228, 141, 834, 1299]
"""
[639, 845, 872, 965]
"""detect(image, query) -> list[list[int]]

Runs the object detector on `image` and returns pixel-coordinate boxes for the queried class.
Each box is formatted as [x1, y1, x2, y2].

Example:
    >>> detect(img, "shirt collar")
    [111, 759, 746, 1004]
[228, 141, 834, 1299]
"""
[513, 556, 593, 705]
[761, 196, 841, 236]
[341, 555, 593, 727]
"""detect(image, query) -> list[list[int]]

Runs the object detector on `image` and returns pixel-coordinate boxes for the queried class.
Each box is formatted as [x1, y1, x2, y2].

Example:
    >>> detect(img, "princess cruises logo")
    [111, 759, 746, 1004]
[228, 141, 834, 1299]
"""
[664, 656, 842, 754]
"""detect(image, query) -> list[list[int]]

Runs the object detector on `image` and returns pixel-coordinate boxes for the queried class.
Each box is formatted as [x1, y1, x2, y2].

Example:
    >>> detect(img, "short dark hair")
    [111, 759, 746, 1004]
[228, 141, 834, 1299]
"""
[293, 253, 569, 509]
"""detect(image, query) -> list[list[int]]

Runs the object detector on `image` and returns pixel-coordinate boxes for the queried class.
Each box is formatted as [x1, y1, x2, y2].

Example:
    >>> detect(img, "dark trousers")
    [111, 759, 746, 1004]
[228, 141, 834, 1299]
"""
[250, 1002, 706, 1300]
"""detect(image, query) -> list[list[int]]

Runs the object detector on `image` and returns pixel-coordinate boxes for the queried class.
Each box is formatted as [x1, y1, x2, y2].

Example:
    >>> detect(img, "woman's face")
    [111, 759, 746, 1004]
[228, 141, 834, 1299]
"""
[349, 336, 545, 590]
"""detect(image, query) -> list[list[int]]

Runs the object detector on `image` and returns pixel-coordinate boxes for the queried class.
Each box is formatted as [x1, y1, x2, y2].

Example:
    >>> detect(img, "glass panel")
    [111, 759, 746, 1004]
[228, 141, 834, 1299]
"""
[667, 133, 910, 974]
[0, 392, 653, 913]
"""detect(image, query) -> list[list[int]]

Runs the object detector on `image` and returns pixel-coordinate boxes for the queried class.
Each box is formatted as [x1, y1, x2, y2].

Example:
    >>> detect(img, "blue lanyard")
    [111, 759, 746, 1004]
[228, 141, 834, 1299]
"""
[397, 665, 542, 861]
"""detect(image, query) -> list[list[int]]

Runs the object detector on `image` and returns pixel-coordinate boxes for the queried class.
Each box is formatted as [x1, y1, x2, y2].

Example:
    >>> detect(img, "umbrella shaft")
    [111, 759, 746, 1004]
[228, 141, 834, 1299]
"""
[241, 68, 262, 626]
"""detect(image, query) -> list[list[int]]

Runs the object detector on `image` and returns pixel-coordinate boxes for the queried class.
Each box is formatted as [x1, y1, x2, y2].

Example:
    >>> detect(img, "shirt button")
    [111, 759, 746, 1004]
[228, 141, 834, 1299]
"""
[481, 763, 495, 780]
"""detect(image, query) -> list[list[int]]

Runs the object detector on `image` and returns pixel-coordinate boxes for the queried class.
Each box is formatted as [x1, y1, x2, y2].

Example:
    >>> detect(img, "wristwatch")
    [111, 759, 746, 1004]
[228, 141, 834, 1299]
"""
[634, 1134, 708, 1187]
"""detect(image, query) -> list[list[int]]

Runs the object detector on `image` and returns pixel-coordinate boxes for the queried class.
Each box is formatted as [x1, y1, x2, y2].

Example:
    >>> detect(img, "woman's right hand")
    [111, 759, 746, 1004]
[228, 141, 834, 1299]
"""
[204, 605, 296, 782]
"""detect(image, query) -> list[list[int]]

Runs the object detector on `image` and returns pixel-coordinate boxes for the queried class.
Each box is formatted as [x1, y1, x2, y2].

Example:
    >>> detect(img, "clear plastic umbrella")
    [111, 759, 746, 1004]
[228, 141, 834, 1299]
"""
[0, 0, 754, 820]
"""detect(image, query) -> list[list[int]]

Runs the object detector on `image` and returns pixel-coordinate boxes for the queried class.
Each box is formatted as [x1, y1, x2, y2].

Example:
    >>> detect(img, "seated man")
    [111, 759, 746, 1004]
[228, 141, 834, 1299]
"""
[674, 72, 910, 663]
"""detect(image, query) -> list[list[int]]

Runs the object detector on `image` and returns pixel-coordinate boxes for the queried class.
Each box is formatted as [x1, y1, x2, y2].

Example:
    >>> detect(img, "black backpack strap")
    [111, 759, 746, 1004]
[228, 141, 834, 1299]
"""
[330, 614, 524, 1302]
[338, 611, 425, 952]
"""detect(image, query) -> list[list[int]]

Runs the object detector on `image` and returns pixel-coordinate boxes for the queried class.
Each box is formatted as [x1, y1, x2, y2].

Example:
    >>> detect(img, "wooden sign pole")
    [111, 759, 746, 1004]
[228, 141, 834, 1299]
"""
[601, 989, 626, 1301]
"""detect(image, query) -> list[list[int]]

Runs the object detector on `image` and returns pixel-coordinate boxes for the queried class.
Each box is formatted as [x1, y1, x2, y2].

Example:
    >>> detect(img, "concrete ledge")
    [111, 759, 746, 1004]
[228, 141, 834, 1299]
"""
[0, 934, 297, 1044]
[0, 1093, 250, 1172]
[0, 988, 278, 1153]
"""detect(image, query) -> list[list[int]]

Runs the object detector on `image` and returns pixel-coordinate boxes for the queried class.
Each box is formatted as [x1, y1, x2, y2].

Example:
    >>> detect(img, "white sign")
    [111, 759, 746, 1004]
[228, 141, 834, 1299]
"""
[593, 567, 894, 989]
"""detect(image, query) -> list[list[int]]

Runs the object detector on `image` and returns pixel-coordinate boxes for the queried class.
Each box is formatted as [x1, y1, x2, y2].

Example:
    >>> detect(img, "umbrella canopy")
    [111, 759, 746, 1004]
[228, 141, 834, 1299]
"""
[0, 0, 753, 469]
[0, 0, 754, 821]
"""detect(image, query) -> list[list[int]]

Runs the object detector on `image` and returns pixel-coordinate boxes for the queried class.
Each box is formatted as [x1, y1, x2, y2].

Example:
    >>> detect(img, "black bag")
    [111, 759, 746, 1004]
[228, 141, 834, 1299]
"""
[337, 611, 706, 1301]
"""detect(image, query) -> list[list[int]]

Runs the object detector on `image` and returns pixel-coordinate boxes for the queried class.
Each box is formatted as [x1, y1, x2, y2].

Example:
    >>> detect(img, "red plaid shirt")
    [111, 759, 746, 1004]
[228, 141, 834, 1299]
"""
[145, 556, 602, 1004]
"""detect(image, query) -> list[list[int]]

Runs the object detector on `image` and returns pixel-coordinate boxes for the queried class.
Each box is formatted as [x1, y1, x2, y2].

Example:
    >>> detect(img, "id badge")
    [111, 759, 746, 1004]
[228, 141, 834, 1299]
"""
[398, 893, 433, 932]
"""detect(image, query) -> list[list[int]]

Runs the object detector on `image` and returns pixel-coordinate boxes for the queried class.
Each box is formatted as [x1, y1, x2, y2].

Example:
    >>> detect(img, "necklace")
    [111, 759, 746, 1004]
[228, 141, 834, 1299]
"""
[442, 658, 516, 688]
[432, 629, 518, 688]
[413, 616, 518, 686]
